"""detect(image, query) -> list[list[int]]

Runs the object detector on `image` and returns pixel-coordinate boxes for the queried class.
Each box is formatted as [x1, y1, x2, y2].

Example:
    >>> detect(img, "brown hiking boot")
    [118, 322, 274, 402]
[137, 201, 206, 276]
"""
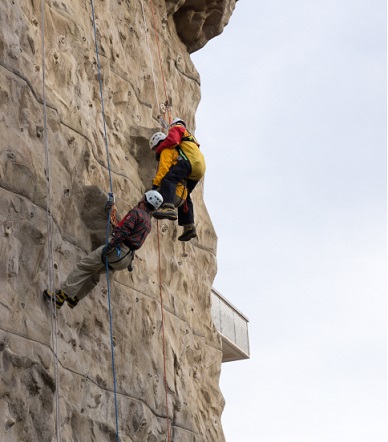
[178, 225, 197, 242]
[152, 203, 177, 221]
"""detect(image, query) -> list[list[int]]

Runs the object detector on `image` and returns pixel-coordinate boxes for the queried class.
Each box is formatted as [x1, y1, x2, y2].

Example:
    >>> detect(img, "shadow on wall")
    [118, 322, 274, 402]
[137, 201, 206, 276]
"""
[78, 185, 111, 249]
[78, 124, 159, 250]
[127, 126, 161, 192]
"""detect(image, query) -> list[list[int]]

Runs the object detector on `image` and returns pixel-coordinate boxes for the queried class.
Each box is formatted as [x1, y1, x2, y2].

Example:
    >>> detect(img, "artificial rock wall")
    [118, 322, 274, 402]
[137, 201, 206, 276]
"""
[0, 0, 236, 441]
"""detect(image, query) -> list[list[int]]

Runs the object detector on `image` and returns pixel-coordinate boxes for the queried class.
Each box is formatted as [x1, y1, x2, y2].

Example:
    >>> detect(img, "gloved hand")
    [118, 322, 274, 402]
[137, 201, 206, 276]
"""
[105, 200, 114, 214]
[105, 193, 115, 214]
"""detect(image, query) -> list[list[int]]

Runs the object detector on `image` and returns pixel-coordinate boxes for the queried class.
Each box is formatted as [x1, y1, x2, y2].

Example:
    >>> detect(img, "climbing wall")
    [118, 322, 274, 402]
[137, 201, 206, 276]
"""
[0, 0, 236, 441]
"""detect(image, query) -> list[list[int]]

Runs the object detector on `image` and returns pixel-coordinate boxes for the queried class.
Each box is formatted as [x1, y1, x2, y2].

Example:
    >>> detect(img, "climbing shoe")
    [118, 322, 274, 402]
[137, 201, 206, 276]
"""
[43, 289, 68, 309]
[152, 204, 177, 221]
[178, 225, 197, 242]
[66, 296, 79, 309]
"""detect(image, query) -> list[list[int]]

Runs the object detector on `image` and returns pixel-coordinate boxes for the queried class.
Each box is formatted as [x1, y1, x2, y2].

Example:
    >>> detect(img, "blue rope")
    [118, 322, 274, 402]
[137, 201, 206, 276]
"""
[90, 0, 113, 193]
[90, 0, 119, 440]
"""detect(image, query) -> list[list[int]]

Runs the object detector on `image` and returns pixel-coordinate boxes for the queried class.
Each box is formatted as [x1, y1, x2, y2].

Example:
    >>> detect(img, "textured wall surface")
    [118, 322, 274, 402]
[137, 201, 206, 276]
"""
[0, 0, 236, 441]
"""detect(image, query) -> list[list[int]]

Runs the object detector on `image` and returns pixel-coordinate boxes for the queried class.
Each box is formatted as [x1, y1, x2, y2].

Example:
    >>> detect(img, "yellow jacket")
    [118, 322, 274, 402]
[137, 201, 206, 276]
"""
[152, 148, 188, 203]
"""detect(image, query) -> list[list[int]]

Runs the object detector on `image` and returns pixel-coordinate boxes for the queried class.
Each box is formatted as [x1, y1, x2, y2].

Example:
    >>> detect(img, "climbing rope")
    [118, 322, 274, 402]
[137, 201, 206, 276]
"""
[141, 3, 175, 439]
[41, 0, 62, 440]
[156, 222, 171, 441]
[148, 0, 172, 124]
[139, 2, 173, 439]
[40, 0, 174, 439]
[89, 1, 119, 440]
[140, 0, 161, 119]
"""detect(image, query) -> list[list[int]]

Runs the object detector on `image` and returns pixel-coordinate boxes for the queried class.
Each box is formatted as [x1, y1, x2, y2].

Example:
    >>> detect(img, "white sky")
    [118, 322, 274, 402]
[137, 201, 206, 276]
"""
[191, 1, 387, 441]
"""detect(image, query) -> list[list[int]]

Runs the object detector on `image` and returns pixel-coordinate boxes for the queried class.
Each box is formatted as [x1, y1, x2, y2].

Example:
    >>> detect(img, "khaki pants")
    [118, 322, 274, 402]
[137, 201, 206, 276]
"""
[61, 244, 134, 301]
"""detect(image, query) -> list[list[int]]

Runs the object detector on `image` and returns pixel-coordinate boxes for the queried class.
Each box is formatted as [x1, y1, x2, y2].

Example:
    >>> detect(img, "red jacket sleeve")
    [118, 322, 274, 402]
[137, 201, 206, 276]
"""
[155, 125, 185, 154]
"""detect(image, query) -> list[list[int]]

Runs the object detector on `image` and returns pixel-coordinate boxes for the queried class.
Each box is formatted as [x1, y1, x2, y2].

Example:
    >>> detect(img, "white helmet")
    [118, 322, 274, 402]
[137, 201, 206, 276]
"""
[149, 132, 166, 150]
[145, 190, 163, 210]
[170, 118, 186, 127]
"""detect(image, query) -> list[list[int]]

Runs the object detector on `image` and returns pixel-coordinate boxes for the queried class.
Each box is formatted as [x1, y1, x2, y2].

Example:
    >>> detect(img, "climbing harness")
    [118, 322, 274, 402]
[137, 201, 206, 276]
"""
[175, 178, 188, 208]
[181, 134, 200, 146]
[177, 147, 188, 161]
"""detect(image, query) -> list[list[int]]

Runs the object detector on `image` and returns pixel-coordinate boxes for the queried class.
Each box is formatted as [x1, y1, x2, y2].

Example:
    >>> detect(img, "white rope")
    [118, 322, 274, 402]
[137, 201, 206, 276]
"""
[139, 0, 162, 119]
[139, 3, 172, 438]
[41, 1, 62, 440]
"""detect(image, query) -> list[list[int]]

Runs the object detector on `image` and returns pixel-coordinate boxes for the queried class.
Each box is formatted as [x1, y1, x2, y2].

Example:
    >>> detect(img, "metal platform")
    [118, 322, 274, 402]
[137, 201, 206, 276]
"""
[211, 288, 250, 363]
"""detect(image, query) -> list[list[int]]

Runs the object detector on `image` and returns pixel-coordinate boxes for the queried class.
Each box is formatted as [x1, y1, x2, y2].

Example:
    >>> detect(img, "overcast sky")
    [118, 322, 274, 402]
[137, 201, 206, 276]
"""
[191, 1, 387, 441]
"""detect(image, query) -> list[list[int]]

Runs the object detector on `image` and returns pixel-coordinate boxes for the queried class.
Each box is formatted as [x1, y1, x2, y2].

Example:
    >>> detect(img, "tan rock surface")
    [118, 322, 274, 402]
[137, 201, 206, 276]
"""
[0, 0, 236, 441]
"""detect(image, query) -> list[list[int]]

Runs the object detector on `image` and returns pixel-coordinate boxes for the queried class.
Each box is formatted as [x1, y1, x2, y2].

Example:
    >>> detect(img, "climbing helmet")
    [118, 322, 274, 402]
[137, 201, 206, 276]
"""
[170, 118, 186, 127]
[145, 190, 163, 210]
[149, 132, 166, 150]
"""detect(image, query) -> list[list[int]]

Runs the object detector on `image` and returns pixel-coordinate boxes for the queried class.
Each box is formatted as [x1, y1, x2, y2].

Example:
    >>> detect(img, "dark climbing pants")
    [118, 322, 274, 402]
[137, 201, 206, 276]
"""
[178, 178, 198, 226]
[159, 159, 199, 226]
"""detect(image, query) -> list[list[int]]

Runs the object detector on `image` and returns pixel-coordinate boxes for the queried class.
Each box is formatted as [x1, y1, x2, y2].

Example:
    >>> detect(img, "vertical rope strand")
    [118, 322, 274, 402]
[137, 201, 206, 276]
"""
[156, 221, 171, 441]
[90, 0, 113, 194]
[140, 0, 161, 118]
[105, 252, 120, 442]
[149, 0, 172, 123]
[41, 0, 62, 440]
[89, 1, 119, 440]
[142, 1, 172, 438]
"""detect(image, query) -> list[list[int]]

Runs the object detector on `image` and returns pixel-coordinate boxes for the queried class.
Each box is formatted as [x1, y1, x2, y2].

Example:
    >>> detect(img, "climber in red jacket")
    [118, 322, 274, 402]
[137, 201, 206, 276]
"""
[152, 118, 206, 242]
[43, 190, 163, 310]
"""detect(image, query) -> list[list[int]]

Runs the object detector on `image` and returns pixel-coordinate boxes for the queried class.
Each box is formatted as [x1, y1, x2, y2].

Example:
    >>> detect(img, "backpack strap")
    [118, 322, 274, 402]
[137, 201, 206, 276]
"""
[176, 146, 188, 161]
[181, 135, 200, 146]
[181, 130, 200, 147]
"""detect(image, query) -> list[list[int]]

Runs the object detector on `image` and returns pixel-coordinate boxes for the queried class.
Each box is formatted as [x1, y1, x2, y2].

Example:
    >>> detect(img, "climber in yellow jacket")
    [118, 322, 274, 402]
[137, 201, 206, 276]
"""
[150, 118, 206, 241]
[150, 131, 188, 209]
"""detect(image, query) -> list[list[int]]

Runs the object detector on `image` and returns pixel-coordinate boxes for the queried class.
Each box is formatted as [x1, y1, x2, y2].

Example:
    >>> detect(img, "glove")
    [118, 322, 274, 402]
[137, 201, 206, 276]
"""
[105, 193, 115, 214]
[104, 200, 114, 214]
